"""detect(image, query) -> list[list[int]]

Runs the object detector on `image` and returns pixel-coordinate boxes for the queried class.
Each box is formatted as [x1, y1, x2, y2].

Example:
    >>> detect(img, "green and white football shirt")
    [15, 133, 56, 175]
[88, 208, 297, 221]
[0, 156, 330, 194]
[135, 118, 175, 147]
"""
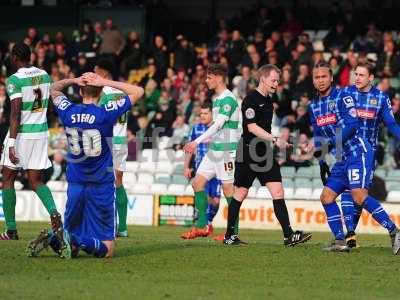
[99, 86, 128, 149]
[209, 89, 240, 152]
[6, 67, 51, 139]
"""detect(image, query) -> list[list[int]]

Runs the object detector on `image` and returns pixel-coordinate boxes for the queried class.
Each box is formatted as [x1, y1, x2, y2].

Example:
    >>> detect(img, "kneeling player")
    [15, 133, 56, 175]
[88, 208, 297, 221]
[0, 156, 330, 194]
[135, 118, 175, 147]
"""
[27, 73, 143, 258]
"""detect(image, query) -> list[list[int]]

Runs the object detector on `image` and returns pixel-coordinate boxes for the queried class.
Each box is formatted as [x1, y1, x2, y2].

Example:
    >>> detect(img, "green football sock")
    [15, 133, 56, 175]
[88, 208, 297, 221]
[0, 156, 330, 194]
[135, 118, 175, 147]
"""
[35, 185, 57, 215]
[195, 191, 207, 228]
[226, 197, 239, 235]
[2, 188, 17, 230]
[116, 186, 128, 232]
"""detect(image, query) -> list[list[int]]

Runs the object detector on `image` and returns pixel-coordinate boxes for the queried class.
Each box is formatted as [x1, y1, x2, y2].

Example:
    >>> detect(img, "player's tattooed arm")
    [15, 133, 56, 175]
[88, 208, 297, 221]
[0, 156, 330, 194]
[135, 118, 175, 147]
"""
[82, 72, 144, 104]
[50, 77, 85, 102]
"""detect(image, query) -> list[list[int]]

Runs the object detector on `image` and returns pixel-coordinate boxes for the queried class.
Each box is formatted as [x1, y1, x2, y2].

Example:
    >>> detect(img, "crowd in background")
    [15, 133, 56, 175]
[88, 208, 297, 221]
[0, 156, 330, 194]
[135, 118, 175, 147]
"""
[1, 1, 400, 183]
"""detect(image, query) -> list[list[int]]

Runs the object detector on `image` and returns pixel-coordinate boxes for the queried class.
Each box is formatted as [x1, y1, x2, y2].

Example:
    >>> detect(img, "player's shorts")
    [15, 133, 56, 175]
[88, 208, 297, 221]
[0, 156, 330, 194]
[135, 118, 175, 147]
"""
[1, 134, 51, 170]
[196, 150, 235, 182]
[64, 182, 116, 241]
[205, 177, 222, 198]
[112, 146, 128, 172]
[234, 159, 282, 189]
[234, 143, 281, 189]
[326, 147, 374, 194]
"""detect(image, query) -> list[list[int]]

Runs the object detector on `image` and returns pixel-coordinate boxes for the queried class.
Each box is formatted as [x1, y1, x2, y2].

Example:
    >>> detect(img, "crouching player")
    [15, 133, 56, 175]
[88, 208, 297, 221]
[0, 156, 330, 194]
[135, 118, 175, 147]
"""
[27, 73, 143, 258]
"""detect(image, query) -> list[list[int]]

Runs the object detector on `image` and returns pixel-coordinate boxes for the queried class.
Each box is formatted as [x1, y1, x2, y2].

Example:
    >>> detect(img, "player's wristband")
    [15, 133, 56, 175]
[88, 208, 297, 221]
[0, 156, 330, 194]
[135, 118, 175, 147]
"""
[8, 138, 16, 147]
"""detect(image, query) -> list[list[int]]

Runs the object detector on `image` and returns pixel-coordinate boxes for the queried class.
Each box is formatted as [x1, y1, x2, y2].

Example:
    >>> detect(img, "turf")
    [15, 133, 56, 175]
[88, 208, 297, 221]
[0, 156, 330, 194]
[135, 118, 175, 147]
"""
[1, 222, 399, 300]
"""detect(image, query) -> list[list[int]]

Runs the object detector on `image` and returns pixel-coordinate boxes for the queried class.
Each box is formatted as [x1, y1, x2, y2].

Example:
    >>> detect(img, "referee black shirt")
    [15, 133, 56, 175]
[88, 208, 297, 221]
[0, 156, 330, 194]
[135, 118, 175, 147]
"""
[241, 89, 274, 151]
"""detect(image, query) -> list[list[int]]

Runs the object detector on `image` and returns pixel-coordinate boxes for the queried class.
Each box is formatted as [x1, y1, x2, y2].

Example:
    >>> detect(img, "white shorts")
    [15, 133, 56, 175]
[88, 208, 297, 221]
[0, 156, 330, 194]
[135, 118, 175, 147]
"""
[196, 150, 235, 182]
[1, 135, 52, 170]
[113, 146, 128, 172]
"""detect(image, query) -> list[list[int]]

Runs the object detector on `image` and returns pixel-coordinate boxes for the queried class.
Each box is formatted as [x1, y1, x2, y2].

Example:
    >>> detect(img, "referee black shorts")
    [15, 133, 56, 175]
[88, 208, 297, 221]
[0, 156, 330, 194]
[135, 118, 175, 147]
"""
[234, 158, 282, 189]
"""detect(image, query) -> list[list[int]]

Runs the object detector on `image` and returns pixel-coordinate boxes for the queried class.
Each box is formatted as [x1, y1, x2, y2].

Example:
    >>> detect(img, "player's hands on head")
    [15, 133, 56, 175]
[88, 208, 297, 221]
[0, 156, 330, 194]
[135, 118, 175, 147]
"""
[74, 76, 87, 87]
[82, 72, 105, 87]
[183, 141, 197, 154]
[9, 147, 19, 164]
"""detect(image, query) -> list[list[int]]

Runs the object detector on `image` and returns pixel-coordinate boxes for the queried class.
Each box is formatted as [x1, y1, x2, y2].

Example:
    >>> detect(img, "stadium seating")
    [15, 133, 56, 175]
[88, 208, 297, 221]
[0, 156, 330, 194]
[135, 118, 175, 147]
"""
[154, 173, 171, 184]
[150, 183, 168, 194]
[293, 188, 312, 199]
[172, 174, 188, 185]
[281, 166, 296, 178]
[387, 191, 400, 203]
[156, 161, 174, 173]
[256, 186, 272, 199]
[46, 180, 66, 192]
[131, 183, 150, 194]
[167, 184, 186, 195]
[139, 161, 157, 173]
[296, 167, 314, 178]
[125, 161, 139, 172]
[137, 173, 154, 184]
[185, 185, 194, 196]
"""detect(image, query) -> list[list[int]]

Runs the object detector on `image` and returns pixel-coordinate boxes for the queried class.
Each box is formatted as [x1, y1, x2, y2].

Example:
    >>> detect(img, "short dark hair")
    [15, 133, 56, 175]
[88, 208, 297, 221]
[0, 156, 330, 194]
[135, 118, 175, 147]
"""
[81, 85, 102, 98]
[95, 58, 115, 77]
[313, 61, 332, 75]
[207, 63, 227, 79]
[258, 64, 281, 79]
[356, 61, 375, 75]
[201, 100, 212, 111]
[12, 42, 31, 63]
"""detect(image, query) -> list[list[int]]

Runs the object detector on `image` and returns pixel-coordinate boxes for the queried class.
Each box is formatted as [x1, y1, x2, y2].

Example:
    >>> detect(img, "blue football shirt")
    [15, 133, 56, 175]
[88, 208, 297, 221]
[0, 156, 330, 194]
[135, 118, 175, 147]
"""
[54, 94, 132, 184]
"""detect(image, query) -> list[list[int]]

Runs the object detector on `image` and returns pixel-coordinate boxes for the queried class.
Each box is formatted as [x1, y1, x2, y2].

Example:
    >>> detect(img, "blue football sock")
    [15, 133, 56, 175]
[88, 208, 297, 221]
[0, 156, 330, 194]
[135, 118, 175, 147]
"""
[206, 203, 219, 224]
[79, 237, 108, 258]
[323, 202, 345, 240]
[340, 192, 354, 232]
[353, 202, 363, 230]
[363, 196, 396, 233]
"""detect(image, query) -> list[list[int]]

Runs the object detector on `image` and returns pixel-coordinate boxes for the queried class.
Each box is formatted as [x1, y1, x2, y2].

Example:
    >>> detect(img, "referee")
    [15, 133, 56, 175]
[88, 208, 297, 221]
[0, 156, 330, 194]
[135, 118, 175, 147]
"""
[224, 64, 312, 246]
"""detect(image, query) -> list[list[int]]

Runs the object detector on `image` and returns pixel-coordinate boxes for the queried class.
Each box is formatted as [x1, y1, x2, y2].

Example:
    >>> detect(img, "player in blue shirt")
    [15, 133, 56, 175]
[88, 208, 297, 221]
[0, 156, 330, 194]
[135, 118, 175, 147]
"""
[27, 73, 143, 258]
[337, 62, 400, 248]
[309, 61, 400, 253]
[183, 101, 223, 238]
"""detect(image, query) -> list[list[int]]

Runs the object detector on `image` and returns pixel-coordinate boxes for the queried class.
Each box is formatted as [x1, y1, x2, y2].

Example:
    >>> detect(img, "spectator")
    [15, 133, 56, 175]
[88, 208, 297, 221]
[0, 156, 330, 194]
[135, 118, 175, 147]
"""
[173, 35, 196, 73]
[376, 40, 400, 78]
[323, 22, 351, 52]
[121, 31, 144, 77]
[149, 35, 168, 74]
[228, 30, 246, 68]
[291, 63, 313, 101]
[172, 114, 190, 144]
[99, 18, 125, 67]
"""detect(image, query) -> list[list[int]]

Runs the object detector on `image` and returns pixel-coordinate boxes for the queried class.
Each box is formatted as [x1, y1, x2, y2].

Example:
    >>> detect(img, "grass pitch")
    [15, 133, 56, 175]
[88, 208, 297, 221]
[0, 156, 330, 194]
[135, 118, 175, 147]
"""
[1, 222, 399, 300]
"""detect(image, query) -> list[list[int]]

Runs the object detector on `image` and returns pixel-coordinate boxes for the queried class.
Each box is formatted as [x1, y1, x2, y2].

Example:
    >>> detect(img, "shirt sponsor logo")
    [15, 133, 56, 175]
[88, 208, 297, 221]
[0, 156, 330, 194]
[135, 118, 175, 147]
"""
[316, 114, 337, 126]
[356, 109, 376, 119]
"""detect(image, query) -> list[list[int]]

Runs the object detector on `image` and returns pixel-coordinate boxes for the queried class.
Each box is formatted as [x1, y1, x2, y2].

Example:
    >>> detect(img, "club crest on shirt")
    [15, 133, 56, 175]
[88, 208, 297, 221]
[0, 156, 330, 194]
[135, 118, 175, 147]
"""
[369, 98, 378, 106]
[328, 101, 336, 111]
[245, 108, 255, 119]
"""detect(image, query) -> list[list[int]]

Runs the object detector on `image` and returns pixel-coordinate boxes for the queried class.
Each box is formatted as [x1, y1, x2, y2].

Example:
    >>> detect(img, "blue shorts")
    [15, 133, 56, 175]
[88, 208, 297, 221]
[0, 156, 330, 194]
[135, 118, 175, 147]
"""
[327, 147, 374, 194]
[64, 183, 116, 241]
[205, 177, 222, 198]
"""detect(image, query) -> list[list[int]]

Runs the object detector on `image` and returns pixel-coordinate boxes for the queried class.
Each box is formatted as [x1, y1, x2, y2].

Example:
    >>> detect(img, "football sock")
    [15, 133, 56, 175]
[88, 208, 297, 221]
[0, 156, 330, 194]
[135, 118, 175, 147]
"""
[363, 196, 396, 232]
[273, 199, 294, 238]
[353, 201, 363, 230]
[79, 237, 108, 258]
[194, 191, 207, 228]
[323, 202, 345, 240]
[226, 197, 242, 236]
[116, 186, 128, 233]
[226, 196, 239, 235]
[2, 188, 16, 230]
[49, 233, 61, 253]
[35, 185, 57, 215]
[206, 202, 219, 224]
[340, 192, 354, 232]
